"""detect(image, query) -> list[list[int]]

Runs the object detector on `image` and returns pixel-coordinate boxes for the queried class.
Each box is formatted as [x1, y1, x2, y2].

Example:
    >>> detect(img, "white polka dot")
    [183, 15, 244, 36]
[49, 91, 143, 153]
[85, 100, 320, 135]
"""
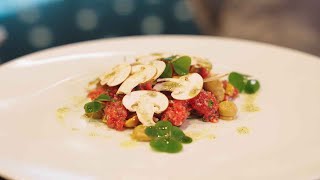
[113, 0, 135, 16]
[141, 16, 164, 34]
[174, 0, 193, 22]
[76, 9, 98, 31]
[17, 7, 40, 24]
[28, 26, 53, 48]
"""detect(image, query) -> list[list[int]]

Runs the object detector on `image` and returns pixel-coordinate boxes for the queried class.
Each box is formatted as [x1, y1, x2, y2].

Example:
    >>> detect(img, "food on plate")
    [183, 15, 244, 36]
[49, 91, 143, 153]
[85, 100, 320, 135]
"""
[83, 53, 260, 153]
[218, 101, 238, 120]
[122, 90, 169, 126]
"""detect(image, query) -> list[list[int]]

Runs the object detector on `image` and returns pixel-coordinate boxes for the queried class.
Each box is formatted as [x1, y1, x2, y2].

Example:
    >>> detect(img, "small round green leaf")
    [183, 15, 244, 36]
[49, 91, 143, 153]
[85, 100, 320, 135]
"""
[165, 138, 183, 153]
[95, 94, 112, 102]
[155, 121, 172, 137]
[228, 72, 246, 92]
[181, 136, 192, 144]
[171, 126, 185, 141]
[245, 79, 260, 94]
[150, 137, 182, 153]
[84, 101, 103, 113]
[172, 56, 191, 75]
[145, 126, 158, 138]
[155, 120, 173, 128]
[160, 63, 173, 78]
[147, 121, 191, 153]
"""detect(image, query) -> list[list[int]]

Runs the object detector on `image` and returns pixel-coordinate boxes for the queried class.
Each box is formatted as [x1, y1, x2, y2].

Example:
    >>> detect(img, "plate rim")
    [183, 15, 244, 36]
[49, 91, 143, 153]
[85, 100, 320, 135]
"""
[1, 35, 319, 69]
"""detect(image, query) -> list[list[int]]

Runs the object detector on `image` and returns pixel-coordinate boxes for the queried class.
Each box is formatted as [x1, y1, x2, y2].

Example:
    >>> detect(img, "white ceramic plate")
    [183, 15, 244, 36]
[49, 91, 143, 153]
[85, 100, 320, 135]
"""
[0, 36, 320, 180]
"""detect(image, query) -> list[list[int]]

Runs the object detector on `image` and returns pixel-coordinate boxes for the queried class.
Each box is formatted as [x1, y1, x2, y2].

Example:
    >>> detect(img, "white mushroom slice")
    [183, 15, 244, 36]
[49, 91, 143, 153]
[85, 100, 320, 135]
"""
[117, 65, 156, 94]
[154, 73, 203, 100]
[148, 60, 166, 80]
[122, 90, 169, 126]
[99, 63, 131, 86]
[130, 60, 165, 80]
[130, 64, 144, 74]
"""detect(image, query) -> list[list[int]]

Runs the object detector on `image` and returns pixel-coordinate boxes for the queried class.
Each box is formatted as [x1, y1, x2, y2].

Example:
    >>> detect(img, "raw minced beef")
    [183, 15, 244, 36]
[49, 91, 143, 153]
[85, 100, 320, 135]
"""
[87, 85, 118, 100]
[161, 100, 190, 126]
[103, 98, 128, 131]
[87, 86, 106, 100]
[189, 90, 219, 123]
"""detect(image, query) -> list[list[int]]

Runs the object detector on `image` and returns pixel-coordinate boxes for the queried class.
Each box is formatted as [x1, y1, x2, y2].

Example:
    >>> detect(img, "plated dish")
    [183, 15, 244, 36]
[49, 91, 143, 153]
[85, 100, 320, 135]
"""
[83, 53, 258, 153]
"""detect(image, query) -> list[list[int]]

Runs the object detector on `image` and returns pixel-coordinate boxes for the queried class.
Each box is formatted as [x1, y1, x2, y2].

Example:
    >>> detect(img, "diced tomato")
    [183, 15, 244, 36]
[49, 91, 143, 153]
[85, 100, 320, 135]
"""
[189, 90, 219, 123]
[104, 99, 128, 131]
[161, 100, 190, 126]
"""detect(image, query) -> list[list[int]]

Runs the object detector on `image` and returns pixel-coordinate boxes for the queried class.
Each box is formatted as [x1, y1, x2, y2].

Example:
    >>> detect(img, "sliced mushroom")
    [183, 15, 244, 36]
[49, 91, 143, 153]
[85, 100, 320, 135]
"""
[99, 63, 131, 86]
[122, 90, 169, 126]
[153, 73, 204, 100]
[148, 60, 166, 80]
[117, 64, 156, 94]
[131, 60, 165, 80]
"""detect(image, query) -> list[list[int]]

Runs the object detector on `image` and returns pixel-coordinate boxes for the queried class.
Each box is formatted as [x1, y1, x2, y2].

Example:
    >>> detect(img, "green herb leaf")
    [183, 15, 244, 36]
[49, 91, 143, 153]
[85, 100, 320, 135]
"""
[228, 72, 261, 94]
[171, 126, 185, 141]
[181, 136, 192, 144]
[160, 63, 173, 78]
[155, 120, 172, 137]
[84, 101, 103, 113]
[145, 126, 158, 138]
[228, 72, 246, 92]
[208, 100, 213, 108]
[155, 120, 173, 128]
[245, 79, 260, 94]
[145, 121, 172, 138]
[95, 94, 112, 102]
[172, 56, 191, 75]
[171, 126, 192, 144]
[145, 121, 192, 153]
[150, 137, 182, 153]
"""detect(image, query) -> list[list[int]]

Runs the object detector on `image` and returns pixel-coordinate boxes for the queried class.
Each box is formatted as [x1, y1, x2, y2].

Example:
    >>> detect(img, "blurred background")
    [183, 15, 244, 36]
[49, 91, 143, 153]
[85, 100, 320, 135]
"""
[0, 0, 319, 63]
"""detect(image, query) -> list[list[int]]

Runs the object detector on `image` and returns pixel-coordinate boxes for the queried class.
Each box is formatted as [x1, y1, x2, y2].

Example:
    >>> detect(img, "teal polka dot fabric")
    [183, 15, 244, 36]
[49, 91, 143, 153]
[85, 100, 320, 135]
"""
[0, 0, 200, 63]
